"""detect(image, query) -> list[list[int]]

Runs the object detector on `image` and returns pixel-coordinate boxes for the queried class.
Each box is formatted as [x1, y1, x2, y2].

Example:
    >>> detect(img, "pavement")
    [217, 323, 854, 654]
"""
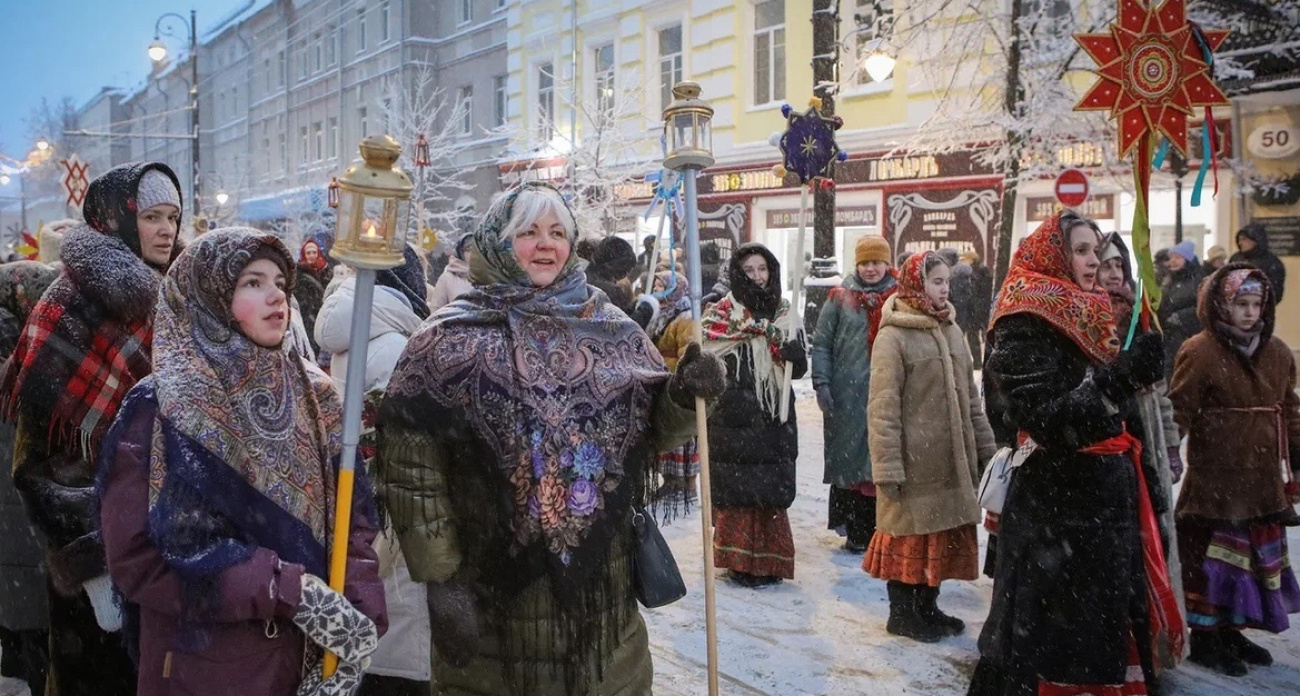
[644, 391, 1300, 696]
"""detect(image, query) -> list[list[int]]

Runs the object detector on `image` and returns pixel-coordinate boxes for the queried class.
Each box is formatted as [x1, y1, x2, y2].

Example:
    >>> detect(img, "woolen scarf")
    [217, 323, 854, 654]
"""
[701, 244, 790, 419]
[895, 251, 953, 322]
[991, 212, 1120, 365]
[381, 181, 668, 691]
[1213, 268, 1269, 358]
[0, 162, 181, 462]
[647, 270, 689, 341]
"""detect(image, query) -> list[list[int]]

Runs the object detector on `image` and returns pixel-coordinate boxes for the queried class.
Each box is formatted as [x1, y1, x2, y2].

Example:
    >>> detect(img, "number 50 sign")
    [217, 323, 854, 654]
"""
[1247, 124, 1299, 160]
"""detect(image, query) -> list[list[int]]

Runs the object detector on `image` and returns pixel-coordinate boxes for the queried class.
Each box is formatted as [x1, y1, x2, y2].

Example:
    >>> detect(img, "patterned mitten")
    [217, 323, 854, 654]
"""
[291, 574, 379, 665]
[296, 656, 366, 696]
[83, 575, 124, 633]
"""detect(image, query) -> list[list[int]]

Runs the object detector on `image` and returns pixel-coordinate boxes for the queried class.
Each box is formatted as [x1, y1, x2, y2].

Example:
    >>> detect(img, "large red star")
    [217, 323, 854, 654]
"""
[1074, 0, 1229, 158]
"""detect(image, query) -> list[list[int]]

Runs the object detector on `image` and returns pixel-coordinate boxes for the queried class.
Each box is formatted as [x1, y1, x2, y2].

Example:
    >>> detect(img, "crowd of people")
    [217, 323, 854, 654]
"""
[0, 160, 1295, 696]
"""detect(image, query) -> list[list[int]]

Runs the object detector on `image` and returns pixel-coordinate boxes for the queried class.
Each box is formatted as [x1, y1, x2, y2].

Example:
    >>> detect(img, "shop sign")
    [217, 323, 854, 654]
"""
[1254, 216, 1300, 257]
[766, 205, 878, 228]
[885, 188, 1001, 261]
[691, 151, 997, 197]
[1026, 195, 1115, 222]
[1247, 124, 1300, 160]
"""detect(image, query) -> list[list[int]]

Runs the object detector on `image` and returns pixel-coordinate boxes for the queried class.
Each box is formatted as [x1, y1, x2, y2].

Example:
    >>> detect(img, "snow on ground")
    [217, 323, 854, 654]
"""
[644, 389, 1300, 696]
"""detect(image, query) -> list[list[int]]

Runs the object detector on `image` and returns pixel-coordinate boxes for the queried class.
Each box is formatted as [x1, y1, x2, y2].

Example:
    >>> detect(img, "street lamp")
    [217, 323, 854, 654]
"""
[215, 190, 229, 206]
[661, 80, 720, 696]
[0, 175, 9, 186]
[863, 48, 897, 83]
[321, 134, 412, 679]
[149, 10, 200, 217]
[34, 138, 49, 152]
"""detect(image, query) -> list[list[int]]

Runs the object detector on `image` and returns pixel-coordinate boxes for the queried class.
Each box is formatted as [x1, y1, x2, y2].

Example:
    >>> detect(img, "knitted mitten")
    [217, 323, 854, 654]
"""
[82, 574, 123, 632]
[291, 574, 378, 665]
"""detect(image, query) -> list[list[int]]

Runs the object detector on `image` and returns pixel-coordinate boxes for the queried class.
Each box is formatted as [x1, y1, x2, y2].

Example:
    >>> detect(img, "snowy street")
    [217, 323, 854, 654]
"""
[645, 391, 1300, 696]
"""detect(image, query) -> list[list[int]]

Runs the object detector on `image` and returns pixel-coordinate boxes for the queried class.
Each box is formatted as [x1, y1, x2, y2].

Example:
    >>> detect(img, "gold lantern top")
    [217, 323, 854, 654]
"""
[331, 135, 415, 270]
[662, 81, 714, 171]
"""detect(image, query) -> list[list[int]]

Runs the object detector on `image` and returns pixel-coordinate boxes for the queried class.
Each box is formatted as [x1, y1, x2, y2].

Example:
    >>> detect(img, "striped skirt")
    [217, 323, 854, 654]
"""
[863, 525, 979, 587]
[1179, 518, 1300, 633]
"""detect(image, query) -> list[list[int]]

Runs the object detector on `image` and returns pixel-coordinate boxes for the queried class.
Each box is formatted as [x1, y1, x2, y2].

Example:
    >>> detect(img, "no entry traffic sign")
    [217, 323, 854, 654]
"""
[1055, 168, 1089, 208]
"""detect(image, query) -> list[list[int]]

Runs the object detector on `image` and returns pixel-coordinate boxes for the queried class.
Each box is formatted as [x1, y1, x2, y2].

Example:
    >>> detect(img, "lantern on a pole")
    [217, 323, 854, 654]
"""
[322, 135, 413, 679]
[662, 80, 721, 696]
[327, 177, 341, 209]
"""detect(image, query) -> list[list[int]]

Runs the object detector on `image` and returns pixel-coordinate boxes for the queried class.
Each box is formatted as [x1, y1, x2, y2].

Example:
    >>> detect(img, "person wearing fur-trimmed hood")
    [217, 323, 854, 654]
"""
[1169, 263, 1300, 676]
[375, 182, 723, 696]
[703, 243, 807, 587]
[0, 162, 185, 696]
[865, 251, 996, 643]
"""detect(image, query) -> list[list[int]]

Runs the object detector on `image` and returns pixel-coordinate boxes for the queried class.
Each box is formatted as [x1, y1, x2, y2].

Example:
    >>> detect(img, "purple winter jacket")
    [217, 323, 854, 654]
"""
[100, 395, 387, 696]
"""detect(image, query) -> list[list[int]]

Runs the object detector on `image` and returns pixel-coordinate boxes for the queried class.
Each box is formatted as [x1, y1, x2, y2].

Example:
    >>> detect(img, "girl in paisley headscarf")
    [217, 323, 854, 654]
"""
[376, 181, 724, 696]
[97, 228, 387, 696]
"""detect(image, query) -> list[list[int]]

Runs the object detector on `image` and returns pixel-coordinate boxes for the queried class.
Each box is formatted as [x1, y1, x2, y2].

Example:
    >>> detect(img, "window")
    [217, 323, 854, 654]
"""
[314, 122, 323, 160]
[753, 0, 786, 105]
[327, 26, 337, 65]
[851, 0, 894, 86]
[264, 58, 272, 92]
[358, 106, 368, 137]
[232, 86, 239, 116]
[497, 0, 506, 8]
[461, 0, 473, 24]
[493, 74, 508, 127]
[278, 50, 286, 86]
[537, 63, 555, 140]
[457, 86, 474, 134]
[658, 25, 684, 112]
[277, 132, 286, 171]
[328, 118, 338, 158]
[594, 44, 615, 116]
[381, 2, 391, 41]
[299, 41, 308, 79]
[314, 33, 323, 72]
[262, 137, 271, 175]
[357, 8, 367, 52]
[300, 126, 309, 163]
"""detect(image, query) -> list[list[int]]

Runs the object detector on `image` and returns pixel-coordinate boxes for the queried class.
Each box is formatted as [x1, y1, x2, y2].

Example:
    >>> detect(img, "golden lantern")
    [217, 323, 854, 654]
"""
[662, 82, 715, 172]
[331, 135, 414, 270]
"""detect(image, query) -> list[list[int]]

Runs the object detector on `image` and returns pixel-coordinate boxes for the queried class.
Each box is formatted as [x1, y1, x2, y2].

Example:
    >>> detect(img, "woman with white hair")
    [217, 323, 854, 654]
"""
[376, 182, 725, 695]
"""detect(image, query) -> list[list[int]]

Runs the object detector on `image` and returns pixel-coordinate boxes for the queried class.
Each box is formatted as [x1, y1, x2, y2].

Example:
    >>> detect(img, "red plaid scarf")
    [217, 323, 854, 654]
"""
[1, 272, 154, 462]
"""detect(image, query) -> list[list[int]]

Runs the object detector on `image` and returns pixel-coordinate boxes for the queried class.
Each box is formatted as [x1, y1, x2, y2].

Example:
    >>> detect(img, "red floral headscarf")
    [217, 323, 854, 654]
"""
[895, 251, 952, 322]
[299, 239, 327, 273]
[990, 212, 1120, 364]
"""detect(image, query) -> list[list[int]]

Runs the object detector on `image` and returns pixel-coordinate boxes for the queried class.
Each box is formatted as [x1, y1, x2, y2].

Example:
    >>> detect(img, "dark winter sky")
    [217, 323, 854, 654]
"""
[0, 0, 247, 158]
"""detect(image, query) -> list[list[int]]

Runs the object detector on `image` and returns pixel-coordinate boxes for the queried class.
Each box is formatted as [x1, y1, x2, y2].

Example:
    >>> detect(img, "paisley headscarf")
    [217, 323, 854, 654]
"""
[151, 228, 343, 546]
[1204, 265, 1273, 358]
[895, 251, 953, 322]
[991, 212, 1120, 365]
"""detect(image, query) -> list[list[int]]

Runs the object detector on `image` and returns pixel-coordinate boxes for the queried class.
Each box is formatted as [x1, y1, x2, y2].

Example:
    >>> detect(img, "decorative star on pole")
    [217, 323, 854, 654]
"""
[1074, 0, 1229, 158]
[774, 98, 847, 189]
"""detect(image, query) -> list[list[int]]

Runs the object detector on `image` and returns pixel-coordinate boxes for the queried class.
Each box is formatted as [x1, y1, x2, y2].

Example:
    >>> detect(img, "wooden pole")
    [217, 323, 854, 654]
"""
[323, 267, 377, 678]
[681, 170, 720, 696]
[778, 184, 810, 423]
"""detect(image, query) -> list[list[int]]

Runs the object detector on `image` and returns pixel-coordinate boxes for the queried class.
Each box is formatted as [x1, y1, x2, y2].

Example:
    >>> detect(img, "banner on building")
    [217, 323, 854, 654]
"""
[884, 188, 1001, 262]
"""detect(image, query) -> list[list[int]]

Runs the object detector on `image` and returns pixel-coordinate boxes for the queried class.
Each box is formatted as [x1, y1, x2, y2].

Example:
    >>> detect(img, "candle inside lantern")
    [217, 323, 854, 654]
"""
[359, 219, 384, 250]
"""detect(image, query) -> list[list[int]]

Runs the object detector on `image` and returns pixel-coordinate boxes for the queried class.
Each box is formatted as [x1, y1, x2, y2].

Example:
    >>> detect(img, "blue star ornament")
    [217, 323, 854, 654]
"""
[775, 97, 848, 186]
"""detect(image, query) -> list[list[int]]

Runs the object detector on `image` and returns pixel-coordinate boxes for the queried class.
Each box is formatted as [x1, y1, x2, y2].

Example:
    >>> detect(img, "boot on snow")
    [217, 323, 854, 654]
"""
[917, 585, 964, 636]
[885, 582, 944, 643]
[1188, 629, 1247, 676]
[1222, 629, 1273, 666]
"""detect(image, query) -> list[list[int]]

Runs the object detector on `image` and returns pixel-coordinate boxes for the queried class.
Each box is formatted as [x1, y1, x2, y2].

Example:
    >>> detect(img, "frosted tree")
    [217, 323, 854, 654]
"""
[375, 64, 477, 242]
[504, 64, 657, 239]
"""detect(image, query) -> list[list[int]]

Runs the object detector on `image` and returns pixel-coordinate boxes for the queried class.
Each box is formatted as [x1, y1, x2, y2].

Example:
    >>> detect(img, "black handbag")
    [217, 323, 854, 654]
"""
[631, 507, 687, 608]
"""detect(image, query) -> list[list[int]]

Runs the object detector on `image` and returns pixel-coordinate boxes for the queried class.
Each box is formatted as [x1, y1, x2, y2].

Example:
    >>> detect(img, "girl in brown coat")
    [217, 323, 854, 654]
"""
[1169, 263, 1300, 676]
[865, 251, 996, 642]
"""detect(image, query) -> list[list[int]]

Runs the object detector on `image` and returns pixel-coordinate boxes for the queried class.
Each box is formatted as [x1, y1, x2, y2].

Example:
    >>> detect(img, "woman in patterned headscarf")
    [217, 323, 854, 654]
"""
[376, 181, 723, 696]
[97, 228, 387, 696]
[968, 211, 1178, 696]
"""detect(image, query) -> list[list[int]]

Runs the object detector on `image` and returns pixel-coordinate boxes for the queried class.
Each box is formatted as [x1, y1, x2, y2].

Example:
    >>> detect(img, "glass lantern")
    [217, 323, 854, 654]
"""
[662, 82, 715, 171]
[332, 135, 414, 270]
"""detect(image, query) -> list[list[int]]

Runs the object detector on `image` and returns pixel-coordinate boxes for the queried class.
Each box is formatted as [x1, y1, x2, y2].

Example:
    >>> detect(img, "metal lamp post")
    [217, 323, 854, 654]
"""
[323, 135, 413, 678]
[662, 81, 720, 696]
[150, 10, 201, 218]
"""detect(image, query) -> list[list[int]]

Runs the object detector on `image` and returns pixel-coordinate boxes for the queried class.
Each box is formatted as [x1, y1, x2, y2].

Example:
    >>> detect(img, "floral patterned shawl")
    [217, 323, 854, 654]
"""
[151, 228, 343, 546]
[895, 251, 953, 322]
[991, 212, 1120, 365]
[384, 182, 668, 571]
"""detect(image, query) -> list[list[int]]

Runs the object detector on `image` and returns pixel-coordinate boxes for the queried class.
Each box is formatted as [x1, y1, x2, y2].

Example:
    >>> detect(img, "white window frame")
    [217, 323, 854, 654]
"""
[752, 0, 786, 107]
[457, 86, 474, 135]
[357, 8, 367, 53]
[314, 32, 323, 72]
[328, 118, 338, 158]
[657, 24, 684, 114]
[300, 126, 309, 164]
[381, 2, 391, 42]
[278, 50, 286, 87]
[314, 121, 324, 161]
[326, 26, 337, 66]
[593, 43, 616, 118]
[537, 63, 555, 141]
[493, 74, 508, 127]
[460, 0, 473, 25]
[358, 106, 368, 137]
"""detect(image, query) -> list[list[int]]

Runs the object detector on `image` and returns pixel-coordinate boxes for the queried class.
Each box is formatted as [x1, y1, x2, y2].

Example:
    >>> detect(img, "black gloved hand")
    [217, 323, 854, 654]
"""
[779, 340, 805, 364]
[427, 576, 480, 669]
[670, 343, 726, 407]
[815, 385, 835, 413]
[1095, 332, 1164, 402]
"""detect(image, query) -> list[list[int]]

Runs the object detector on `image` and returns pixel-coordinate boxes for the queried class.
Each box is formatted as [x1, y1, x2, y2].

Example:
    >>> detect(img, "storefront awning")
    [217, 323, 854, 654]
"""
[237, 186, 329, 222]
